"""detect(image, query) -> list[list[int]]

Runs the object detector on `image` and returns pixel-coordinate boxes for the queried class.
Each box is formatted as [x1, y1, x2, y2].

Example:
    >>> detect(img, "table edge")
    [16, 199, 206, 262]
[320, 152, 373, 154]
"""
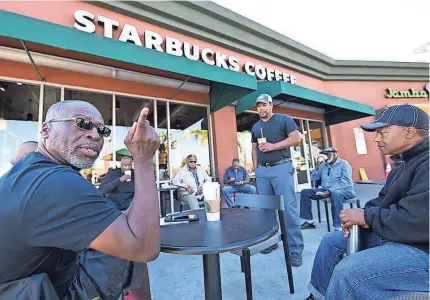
[160, 223, 279, 255]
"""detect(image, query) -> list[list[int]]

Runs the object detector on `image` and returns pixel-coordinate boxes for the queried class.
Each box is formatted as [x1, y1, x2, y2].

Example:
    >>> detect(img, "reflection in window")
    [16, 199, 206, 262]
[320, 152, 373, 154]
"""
[168, 103, 210, 178]
[64, 89, 113, 184]
[0, 80, 40, 176]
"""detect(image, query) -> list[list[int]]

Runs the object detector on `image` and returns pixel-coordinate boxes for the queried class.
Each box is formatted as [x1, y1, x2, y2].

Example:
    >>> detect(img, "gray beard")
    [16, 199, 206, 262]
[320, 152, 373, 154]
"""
[49, 131, 97, 170]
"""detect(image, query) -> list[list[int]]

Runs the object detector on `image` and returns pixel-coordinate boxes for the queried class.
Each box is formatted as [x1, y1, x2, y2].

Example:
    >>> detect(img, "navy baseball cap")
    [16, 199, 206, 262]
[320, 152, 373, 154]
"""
[361, 104, 429, 132]
[255, 94, 273, 105]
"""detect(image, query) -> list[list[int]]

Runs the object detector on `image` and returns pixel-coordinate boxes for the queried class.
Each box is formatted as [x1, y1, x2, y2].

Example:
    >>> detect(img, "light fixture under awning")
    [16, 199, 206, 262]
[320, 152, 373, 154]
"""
[236, 81, 375, 125]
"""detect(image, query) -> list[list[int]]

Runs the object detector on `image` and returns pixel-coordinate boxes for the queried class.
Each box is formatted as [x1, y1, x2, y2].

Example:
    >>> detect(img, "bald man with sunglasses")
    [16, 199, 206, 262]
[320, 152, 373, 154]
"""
[0, 100, 160, 299]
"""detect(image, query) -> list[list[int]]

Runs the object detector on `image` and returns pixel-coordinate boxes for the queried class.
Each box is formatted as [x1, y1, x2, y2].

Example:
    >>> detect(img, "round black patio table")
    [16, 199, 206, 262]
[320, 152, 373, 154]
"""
[160, 208, 278, 300]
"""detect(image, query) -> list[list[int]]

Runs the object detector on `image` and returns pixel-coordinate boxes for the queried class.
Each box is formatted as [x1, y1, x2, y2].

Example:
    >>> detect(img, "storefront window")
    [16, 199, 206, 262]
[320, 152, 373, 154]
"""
[157, 101, 169, 181]
[42, 86, 61, 121]
[64, 89, 113, 184]
[0, 80, 40, 176]
[168, 103, 211, 178]
[308, 121, 325, 169]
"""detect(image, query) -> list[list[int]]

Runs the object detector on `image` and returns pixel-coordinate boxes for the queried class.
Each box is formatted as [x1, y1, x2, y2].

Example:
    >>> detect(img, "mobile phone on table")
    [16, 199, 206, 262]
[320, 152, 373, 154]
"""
[164, 213, 199, 223]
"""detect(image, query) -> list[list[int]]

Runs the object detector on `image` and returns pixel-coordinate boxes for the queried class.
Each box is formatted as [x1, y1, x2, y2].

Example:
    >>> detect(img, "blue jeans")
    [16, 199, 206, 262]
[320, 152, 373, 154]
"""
[221, 184, 257, 207]
[300, 188, 355, 227]
[256, 162, 304, 254]
[309, 232, 429, 300]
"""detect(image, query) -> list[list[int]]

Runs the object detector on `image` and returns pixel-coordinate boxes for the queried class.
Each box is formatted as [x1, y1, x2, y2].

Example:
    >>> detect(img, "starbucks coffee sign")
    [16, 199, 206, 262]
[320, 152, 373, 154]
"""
[385, 85, 429, 99]
[73, 9, 297, 84]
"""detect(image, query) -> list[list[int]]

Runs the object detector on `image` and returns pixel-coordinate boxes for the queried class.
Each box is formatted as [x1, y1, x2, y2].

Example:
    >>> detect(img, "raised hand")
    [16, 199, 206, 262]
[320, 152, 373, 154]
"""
[124, 107, 160, 164]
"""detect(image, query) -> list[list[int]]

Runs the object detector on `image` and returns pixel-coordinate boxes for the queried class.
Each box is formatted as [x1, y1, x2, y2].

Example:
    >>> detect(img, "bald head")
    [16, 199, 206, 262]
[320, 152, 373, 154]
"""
[45, 100, 102, 122]
[120, 156, 133, 173]
[12, 141, 38, 165]
[41, 100, 105, 170]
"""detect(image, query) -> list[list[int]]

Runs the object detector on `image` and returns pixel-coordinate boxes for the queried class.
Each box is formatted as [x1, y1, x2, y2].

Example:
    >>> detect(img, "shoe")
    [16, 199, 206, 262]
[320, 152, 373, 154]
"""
[301, 221, 316, 230]
[305, 294, 316, 300]
[291, 252, 303, 267]
[260, 243, 279, 254]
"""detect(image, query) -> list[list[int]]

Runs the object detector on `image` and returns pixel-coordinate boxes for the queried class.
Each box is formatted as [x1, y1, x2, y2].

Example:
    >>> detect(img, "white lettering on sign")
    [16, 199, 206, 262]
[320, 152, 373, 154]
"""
[73, 9, 297, 84]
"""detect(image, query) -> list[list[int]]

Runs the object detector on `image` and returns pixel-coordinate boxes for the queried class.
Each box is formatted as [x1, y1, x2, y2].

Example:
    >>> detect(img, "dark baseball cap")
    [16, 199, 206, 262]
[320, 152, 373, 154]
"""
[320, 146, 337, 154]
[255, 94, 273, 105]
[361, 104, 429, 132]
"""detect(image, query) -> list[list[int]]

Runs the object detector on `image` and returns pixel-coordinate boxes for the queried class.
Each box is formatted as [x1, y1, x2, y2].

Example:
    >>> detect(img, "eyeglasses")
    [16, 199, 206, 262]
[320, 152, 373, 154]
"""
[188, 161, 197, 163]
[327, 168, 331, 176]
[47, 117, 111, 137]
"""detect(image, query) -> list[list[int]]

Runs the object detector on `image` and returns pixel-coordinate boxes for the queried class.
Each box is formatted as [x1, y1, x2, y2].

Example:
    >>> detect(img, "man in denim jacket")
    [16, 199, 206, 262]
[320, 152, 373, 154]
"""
[300, 147, 354, 231]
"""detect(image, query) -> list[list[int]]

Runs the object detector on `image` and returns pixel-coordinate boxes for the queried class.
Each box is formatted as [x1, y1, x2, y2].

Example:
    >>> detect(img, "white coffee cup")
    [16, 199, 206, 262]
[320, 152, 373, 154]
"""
[124, 170, 131, 182]
[203, 182, 221, 221]
[257, 137, 267, 145]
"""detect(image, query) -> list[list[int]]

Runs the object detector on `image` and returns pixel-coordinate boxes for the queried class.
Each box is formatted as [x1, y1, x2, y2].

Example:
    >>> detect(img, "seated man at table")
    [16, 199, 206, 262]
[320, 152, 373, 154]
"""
[99, 156, 135, 211]
[10, 142, 152, 300]
[306, 104, 429, 300]
[172, 154, 211, 210]
[300, 147, 355, 231]
[221, 158, 256, 207]
[0, 102, 160, 300]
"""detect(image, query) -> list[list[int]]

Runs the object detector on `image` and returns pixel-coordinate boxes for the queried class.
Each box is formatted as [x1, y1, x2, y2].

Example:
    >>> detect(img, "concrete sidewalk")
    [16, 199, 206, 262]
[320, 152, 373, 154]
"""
[148, 183, 383, 300]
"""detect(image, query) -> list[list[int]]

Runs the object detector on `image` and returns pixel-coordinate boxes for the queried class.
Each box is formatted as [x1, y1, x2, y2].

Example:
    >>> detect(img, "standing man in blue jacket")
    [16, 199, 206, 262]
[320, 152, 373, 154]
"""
[300, 147, 355, 231]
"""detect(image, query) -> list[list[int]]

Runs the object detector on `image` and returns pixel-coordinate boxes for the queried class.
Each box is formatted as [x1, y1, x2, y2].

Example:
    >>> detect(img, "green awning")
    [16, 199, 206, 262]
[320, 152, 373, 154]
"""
[0, 10, 257, 113]
[236, 81, 375, 125]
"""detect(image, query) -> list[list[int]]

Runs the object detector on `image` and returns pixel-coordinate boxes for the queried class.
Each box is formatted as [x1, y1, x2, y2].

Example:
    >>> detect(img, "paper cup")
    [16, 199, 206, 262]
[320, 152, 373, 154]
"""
[205, 198, 221, 221]
[124, 170, 131, 182]
[257, 137, 267, 145]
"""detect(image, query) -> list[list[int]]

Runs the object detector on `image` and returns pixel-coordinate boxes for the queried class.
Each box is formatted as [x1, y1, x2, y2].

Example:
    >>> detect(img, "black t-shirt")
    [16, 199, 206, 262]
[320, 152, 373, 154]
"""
[251, 114, 298, 165]
[0, 152, 121, 298]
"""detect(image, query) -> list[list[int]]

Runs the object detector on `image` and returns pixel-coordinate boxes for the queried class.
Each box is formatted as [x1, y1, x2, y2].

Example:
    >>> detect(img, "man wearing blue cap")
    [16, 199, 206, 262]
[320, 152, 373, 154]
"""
[305, 104, 429, 300]
[300, 146, 355, 231]
[251, 94, 304, 266]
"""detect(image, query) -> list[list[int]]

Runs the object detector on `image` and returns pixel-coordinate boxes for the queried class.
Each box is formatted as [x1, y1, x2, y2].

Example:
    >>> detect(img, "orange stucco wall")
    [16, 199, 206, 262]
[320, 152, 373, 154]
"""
[0, 59, 209, 105]
[0, 1, 428, 181]
[324, 81, 428, 181]
[211, 106, 239, 180]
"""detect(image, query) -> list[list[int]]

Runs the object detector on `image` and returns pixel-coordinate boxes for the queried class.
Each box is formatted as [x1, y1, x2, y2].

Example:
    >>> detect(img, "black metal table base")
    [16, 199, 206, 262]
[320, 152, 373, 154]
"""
[203, 254, 222, 300]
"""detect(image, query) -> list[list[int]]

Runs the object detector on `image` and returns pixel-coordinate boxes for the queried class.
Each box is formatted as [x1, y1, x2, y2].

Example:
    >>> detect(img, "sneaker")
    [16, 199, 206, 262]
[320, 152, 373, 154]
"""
[305, 294, 316, 300]
[291, 252, 303, 267]
[260, 243, 279, 254]
[301, 221, 316, 230]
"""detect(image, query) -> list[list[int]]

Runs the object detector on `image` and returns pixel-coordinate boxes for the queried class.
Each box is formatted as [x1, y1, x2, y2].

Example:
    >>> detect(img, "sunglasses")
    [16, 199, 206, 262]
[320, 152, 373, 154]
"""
[47, 117, 111, 137]
[188, 161, 197, 163]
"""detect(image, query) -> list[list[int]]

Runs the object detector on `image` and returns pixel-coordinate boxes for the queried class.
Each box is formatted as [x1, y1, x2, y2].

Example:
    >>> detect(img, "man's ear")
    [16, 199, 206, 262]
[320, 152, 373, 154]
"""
[404, 127, 416, 139]
[41, 123, 50, 139]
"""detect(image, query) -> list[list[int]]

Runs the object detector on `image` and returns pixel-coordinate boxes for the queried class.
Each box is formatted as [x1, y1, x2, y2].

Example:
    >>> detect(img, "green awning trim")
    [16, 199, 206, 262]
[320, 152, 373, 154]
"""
[0, 10, 257, 113]
[236, 81, 375, 125]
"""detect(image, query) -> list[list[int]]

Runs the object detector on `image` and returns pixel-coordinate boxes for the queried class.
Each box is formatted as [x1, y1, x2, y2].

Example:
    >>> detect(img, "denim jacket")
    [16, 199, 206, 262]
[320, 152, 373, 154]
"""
[311, 157, 354, 194]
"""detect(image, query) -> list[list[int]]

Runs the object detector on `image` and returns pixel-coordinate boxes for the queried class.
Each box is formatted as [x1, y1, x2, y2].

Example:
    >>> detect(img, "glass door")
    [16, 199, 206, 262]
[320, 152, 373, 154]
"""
[291, 119, 311, 192]
[292, 119, 328, 192]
